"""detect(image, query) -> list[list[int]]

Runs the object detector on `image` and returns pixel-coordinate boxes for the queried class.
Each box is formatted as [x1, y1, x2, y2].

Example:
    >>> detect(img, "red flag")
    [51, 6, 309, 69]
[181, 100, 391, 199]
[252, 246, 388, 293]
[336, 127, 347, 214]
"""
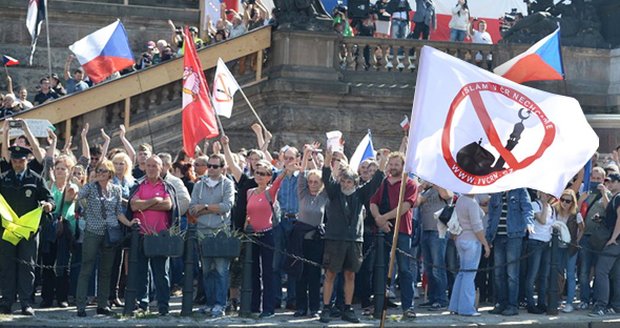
[182, 27, 219, 158]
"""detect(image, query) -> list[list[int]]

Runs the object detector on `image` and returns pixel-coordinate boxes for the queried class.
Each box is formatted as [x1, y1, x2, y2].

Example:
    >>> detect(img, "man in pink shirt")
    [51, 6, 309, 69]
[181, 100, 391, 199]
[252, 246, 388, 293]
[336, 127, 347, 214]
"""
[129, 156, 175, 316]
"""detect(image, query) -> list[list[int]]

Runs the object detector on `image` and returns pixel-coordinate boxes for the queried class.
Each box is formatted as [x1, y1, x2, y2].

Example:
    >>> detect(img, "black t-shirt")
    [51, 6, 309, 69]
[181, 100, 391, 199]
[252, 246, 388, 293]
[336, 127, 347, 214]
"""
[33, 90, 59, 105]
[604, 193, 620, 231]
[132, 165, 145, 180]
[231, 173, 257, 231]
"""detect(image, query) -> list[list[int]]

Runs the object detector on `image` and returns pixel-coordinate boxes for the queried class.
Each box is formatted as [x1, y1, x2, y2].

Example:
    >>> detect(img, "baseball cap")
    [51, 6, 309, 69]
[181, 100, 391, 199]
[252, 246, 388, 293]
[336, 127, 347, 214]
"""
[146, 41, 156, 49]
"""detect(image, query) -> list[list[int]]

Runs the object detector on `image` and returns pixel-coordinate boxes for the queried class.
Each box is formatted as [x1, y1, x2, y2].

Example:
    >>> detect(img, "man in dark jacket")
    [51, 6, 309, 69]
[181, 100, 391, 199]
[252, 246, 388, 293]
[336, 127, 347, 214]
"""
[0, 146, 54, 316]
[319, 148, 386, 323]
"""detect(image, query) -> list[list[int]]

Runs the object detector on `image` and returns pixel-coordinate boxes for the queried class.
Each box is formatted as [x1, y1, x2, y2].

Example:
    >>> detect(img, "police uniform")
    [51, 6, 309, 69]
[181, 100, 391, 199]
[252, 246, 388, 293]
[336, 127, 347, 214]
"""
[0, 146, 54, 315]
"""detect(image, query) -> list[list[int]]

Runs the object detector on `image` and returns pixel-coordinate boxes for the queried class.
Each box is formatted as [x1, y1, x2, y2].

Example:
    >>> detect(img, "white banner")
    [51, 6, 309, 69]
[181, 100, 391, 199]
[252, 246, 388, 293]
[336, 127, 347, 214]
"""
[212, 58, 240, 118]
[405, 46, 598, 197]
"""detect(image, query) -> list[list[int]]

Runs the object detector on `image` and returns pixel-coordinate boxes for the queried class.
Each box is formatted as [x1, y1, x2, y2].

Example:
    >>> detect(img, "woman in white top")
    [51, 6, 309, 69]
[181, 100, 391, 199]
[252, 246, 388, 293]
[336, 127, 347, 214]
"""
[554, 189, 585, 313]
[525, 192, 554, 314]
[448, 0, 470, 42]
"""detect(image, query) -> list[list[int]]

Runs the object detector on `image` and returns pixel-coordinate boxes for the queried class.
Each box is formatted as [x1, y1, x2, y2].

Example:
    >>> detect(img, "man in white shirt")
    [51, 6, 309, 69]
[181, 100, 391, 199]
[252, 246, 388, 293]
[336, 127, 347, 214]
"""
[469, 20, 493, 69]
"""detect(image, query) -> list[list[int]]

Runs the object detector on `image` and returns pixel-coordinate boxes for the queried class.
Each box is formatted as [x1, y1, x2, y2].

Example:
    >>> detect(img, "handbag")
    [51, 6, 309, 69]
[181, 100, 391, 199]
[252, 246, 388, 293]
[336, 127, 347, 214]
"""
[438, 201, 455, 226]
[143, 230, 184, 258]
[265, 190, 281, 227]
[97, 183, 124, 248]
[588, 220, 611, 252]
[201, 230, 241, 258]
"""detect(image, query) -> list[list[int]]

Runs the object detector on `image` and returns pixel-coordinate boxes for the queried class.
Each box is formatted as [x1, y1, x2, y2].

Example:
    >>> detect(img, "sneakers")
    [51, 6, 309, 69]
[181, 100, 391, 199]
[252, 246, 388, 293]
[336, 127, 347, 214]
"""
[562, 304, 574, 313]
[341, 307, 360, 323]
[211, 305, 225, 318]
[428, 303, 447, 311]
[462, 312, 481, 317]
[589, 306, 607, 317]
[319, 306, 331, 323]
[577, 302, 590, 310]
[329, 305, 341, 318]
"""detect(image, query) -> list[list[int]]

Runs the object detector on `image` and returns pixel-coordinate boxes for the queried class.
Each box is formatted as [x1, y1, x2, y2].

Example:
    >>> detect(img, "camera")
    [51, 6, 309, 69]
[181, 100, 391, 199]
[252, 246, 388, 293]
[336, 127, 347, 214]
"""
[8, 120, 21, 129]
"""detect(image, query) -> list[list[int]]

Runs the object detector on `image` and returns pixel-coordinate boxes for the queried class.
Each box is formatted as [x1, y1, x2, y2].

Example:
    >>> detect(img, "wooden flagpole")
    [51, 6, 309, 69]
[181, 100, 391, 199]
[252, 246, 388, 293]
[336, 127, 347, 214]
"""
[237, 87, 268, 133]
[379, 165, 409, 328]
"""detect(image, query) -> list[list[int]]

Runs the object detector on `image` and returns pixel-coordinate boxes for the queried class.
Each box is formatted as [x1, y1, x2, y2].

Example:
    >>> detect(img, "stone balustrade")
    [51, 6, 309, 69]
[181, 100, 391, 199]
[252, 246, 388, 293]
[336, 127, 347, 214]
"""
[339, 37, 496, 75]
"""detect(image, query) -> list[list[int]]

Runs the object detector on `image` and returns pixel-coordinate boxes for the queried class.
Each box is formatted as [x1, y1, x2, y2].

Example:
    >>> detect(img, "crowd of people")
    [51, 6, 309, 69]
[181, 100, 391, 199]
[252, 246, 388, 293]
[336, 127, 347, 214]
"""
[0, 0, 272, 119]
[0, 116, 619, 322]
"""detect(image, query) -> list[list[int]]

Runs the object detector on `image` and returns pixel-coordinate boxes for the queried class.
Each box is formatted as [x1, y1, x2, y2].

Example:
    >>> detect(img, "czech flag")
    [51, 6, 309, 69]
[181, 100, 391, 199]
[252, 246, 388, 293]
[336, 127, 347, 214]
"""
[349, 130, 375, 173]
[2, 55, 19, 66]
[494, 27, 564, 84]
[69, 20, 135, 84]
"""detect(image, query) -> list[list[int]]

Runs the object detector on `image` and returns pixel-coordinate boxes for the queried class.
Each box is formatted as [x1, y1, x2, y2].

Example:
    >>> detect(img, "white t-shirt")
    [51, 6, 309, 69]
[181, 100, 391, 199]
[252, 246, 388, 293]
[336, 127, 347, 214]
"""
[472, 30, 492, 44]
[555, 212, 584, 225]
[529, 200, 554, 242]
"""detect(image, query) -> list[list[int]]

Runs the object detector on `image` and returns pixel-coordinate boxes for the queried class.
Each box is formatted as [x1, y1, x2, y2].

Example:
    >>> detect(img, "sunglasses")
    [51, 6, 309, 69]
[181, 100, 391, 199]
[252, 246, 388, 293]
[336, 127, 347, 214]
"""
[560, 198, 573, 204]
[207, 164, 222, 169]
[96, 168, 109, 174]
[254, 171, 271, 177]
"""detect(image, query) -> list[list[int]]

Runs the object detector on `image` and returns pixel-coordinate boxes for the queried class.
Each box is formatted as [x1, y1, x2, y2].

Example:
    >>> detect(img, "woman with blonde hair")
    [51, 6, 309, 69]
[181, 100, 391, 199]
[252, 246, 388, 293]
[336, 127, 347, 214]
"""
[40, 154, 79, 308]
[108, 152, 135, 307]
[245, 159, 284, 318]
[553, 189, 585, 313]
[75, 160, 138, 317]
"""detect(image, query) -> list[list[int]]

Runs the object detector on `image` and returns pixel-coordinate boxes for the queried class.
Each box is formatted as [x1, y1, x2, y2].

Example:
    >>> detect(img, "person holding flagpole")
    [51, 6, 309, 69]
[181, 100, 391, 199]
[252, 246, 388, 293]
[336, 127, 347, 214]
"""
[369, 151, 418, 319]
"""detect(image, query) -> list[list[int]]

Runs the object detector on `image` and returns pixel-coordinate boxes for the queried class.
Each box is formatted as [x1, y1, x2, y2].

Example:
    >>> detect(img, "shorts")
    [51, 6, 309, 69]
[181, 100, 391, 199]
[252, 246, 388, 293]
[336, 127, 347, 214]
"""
[322, 240, 363, 273]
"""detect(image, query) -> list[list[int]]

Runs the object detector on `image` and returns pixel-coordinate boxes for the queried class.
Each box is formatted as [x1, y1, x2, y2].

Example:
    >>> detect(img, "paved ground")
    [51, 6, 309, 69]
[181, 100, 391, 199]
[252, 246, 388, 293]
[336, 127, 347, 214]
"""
[1, 299, 620, 327]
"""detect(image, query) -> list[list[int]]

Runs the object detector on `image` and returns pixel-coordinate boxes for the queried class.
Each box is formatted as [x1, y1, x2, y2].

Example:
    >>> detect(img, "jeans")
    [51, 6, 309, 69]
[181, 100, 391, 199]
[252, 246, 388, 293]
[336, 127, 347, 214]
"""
[136, 244, 170, 314]
[385, 233, 415, 310]
[252, 230, 275, 313]
[560, 249, 578, 305]
[391, 19, 409, 39]
[273, 217, 296, 306]
[449, 239, 481, 315]
[493, 236, 523, 309]
[525, 239, 550, 307]
[202, 256, 230, 308]
[75, 231, 116, 310]
[295, 238, 323, 313]
[579, 235, 597, 304]
[593, 243, 620, 308]
[421, 230, 448, 305]
[450, 28, 467, 42]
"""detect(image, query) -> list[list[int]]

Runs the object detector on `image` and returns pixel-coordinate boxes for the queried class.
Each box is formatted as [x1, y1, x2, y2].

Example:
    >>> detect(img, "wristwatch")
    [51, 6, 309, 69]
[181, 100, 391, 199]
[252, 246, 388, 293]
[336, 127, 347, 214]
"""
[204, 204, 209, 211]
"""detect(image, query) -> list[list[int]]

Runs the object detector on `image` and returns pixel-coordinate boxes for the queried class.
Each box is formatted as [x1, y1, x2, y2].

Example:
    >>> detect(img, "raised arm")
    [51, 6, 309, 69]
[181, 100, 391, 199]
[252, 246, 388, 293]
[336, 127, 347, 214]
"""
[118, 124, 136, 161]
[64, 55, 74, 80]
[19, 119, 45, 163]
[1, 120, 9, 160]
[6, 75, 13, 95]
[46, 128, 58, 159]
[81, 123, 90, 160]
[100, 128, 111, 161]
[220, 134, 242, 182]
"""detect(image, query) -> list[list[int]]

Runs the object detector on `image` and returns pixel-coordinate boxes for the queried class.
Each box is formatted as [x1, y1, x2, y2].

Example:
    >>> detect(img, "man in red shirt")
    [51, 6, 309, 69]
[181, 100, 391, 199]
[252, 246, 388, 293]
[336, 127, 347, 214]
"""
[129, 156, 174, 315]
[369, 152, 418, 319]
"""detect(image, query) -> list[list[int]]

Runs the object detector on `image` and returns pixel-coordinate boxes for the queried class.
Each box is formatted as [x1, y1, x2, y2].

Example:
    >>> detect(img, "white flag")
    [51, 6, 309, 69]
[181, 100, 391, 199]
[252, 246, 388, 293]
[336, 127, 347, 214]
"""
[405, 46, 598, 197]
[212, 58, 240, 118]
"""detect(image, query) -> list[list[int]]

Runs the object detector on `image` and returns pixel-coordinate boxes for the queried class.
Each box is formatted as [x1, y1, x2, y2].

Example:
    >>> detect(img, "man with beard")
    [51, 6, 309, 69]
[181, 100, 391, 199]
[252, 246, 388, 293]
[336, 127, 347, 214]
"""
[319, 147, 386, 323]
[369, 152, 418, 319]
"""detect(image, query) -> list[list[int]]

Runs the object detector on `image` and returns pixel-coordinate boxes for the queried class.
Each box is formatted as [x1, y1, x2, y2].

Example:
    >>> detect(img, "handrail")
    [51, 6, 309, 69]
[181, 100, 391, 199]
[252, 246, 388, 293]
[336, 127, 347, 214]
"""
[12, 26, 272, 139]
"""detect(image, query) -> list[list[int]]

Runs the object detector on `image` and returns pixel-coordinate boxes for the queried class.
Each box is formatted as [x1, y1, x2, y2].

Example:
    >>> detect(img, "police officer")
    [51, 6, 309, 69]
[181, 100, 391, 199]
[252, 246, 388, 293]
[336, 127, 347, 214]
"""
[0, 146, 54, 315]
